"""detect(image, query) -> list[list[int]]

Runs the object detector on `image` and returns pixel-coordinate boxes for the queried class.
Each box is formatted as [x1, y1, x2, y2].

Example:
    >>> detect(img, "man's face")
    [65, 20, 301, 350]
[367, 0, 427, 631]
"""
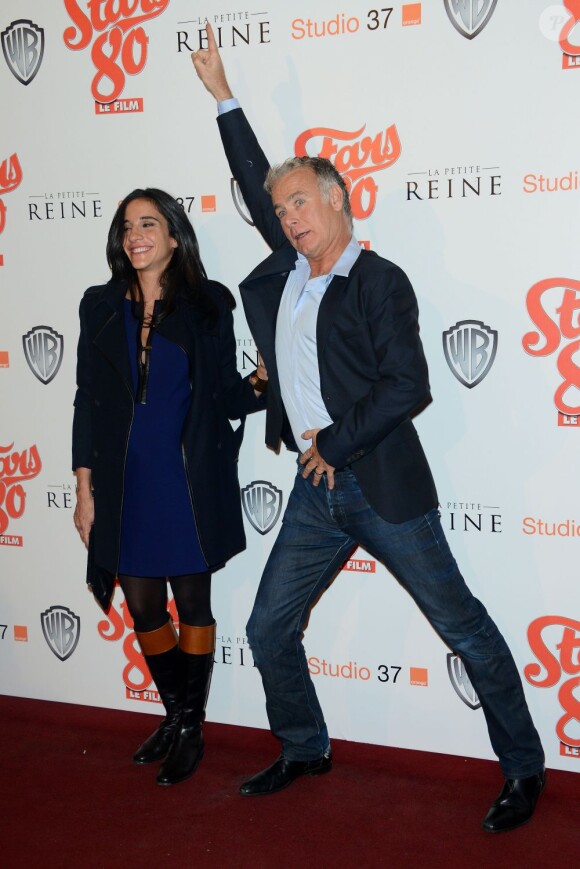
[271, 167, 348, 269]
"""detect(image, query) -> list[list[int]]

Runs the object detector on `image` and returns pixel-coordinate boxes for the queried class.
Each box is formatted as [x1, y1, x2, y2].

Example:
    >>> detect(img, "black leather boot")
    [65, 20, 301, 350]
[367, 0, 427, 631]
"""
[157, 622, 215, 786]
[133, 620, 181, 764]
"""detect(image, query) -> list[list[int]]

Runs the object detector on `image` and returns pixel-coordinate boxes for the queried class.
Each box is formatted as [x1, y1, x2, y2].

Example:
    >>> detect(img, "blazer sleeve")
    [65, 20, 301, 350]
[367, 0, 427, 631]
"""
[214, 290, 267, 420]
[217, 108, 287, 253]
[72, 295, 93, 470]
[316, 266, 431, 469]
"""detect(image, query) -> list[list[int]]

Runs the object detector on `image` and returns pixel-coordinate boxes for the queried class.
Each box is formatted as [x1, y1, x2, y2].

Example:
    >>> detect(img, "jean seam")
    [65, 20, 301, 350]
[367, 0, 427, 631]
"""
[292, 538, 355, 749]
[424, 508, 443, 548]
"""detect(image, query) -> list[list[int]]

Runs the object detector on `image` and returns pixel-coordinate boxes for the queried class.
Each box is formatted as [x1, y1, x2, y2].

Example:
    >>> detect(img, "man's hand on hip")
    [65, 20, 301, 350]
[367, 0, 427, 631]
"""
[300, 429, 336, 489]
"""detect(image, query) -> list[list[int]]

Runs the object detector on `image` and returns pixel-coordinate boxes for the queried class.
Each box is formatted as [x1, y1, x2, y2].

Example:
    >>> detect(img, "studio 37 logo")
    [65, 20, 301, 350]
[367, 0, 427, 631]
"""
[525, 616, 580, 758]
[522, 277, 580, 426]
[63, 0, 169, 112]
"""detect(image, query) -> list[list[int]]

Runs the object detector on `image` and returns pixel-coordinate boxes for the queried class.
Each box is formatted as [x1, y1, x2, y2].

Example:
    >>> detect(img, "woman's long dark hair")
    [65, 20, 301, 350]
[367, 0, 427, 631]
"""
[106, 187, 235, 323]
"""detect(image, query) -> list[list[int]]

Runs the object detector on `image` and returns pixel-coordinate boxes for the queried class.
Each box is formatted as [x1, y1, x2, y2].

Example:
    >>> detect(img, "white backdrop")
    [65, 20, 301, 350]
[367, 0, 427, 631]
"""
[1, 0, 579, 773]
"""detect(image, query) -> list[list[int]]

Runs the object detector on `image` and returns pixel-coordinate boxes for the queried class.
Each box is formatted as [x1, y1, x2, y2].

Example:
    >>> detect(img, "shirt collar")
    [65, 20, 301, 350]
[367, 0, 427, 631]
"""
[294, 236, 361, 279]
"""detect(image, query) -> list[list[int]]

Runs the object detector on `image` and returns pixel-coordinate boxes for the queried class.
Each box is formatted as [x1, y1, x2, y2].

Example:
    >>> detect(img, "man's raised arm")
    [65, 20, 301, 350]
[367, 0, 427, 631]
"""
[190, 24, 285, 253]
[191, 22, 233, 102]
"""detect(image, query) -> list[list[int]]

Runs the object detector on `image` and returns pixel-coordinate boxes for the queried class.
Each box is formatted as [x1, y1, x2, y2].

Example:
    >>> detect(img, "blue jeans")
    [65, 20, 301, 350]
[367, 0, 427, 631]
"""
[246, 466, 544, 778]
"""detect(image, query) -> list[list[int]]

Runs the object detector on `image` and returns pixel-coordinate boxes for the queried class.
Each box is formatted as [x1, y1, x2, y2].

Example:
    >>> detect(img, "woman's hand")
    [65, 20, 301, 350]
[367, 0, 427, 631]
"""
[73, 468, 94, 548]
[257, 353, 267, 381]
[250, 353, 268, 397]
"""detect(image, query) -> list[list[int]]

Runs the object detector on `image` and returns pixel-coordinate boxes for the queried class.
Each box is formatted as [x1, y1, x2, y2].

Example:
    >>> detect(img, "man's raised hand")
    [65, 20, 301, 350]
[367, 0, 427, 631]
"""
[191, 23, 233, 102]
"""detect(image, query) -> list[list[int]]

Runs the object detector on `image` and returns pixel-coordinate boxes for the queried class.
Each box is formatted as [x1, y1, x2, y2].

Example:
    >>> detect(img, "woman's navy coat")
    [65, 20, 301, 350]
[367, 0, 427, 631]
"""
[73, 278, 264, 575]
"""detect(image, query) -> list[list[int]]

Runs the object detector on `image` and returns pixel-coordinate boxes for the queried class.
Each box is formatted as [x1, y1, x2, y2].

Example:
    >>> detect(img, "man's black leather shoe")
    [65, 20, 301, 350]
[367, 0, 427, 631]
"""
[482, 769, 546, 832]
[240, 751, 332, 796]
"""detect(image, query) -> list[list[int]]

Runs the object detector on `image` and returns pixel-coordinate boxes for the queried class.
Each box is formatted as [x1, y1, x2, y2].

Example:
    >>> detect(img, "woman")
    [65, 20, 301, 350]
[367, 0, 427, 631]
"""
[72, 188, 267, 786]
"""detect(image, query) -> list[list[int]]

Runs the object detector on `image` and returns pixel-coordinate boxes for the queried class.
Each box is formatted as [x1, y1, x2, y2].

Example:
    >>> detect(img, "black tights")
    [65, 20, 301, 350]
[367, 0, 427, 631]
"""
[117, 572, 213, 634]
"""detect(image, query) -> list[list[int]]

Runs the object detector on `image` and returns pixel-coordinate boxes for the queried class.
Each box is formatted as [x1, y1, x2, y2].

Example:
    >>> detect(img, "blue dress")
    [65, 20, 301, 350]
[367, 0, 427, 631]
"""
[118, 300, 207, 577]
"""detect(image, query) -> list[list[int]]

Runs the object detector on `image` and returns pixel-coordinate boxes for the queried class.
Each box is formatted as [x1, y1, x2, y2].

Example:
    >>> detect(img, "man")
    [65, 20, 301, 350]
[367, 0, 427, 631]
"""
[192, 25, 545, 832]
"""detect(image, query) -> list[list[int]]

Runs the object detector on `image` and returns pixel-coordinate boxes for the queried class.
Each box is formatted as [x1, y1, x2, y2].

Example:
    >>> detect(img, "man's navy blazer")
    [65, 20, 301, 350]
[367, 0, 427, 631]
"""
[218, 108, 438, 524]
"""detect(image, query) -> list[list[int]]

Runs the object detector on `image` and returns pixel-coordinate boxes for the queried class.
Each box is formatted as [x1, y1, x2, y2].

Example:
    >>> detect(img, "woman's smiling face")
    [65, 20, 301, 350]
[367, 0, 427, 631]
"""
[122, 198, 178, 277]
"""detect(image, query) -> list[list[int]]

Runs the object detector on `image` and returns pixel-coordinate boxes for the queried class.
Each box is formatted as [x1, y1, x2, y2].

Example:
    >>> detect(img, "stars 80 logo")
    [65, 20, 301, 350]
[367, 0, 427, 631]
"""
[294, 122, 401, 220]
[97, 592, 177, 702]
[560, 0, 580, 68]
[63, 0, 169, 107]
[525, 616, 580, 757]
[0, 153, 23, 265]
[0, 442, 42, 546]
[522, 278, 580, 426]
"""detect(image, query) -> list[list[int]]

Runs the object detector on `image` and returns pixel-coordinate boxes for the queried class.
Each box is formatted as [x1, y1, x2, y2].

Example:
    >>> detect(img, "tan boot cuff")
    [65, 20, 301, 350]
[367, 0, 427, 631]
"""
[135, 619, 178, 656]
[179, 622, 216, 655]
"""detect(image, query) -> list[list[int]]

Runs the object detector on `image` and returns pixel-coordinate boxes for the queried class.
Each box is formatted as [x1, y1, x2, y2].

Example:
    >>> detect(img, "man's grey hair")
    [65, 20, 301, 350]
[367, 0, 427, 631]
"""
[264, 156, 353, 227]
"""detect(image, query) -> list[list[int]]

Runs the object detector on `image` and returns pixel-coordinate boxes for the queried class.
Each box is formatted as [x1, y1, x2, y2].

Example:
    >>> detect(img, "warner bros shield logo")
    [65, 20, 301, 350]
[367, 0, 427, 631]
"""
[444, 0, 498, 40]
[41, 606, 81, 661]
[23, 326, 64, 384]
[443, 320, 497, 389]
[241, 480, 283, 535]
[230, 178, 255, 226]
[1, 20, 45, 85]
[447, 653, 481, 710]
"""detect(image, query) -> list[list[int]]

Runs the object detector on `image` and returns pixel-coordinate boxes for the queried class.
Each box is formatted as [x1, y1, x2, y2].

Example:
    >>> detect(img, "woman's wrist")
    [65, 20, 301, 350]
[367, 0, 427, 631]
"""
[74, 467, 93, 496]
[249, 370, 268, 393]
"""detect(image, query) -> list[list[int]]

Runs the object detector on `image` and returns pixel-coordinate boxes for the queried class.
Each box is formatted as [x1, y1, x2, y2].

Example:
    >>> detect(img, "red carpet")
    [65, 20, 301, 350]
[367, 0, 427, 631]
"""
[1, 695, 577, 868]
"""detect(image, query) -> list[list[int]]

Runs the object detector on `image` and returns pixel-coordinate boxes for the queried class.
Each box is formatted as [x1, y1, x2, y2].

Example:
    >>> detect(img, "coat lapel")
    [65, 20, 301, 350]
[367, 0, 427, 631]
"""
[155, 298, 204, 349]
[93, 283, 221, 396]
[316, 274, 348, 357]
[240, 247, 295, 398]
[316, 250, 368, 359]
[92, 283, 133, 393]
[242, 244, 295, 285]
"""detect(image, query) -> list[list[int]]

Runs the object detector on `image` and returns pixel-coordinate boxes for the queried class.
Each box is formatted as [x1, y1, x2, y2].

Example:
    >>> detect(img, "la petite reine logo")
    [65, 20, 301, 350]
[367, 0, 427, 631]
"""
[63, 0, 169, 104]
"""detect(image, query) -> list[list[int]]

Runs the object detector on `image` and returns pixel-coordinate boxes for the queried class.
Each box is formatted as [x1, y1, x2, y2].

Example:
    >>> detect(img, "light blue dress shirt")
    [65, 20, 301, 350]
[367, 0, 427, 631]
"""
[275, 240, 361, 453]
[218, 99, 362, 454]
